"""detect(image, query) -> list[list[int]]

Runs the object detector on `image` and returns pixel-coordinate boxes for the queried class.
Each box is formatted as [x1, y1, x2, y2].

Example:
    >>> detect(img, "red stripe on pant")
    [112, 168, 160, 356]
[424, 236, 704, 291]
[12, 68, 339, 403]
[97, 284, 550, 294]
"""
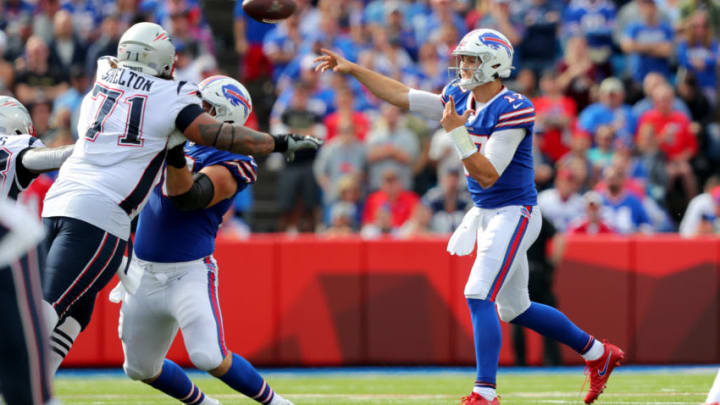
[488, 210, 530, 301]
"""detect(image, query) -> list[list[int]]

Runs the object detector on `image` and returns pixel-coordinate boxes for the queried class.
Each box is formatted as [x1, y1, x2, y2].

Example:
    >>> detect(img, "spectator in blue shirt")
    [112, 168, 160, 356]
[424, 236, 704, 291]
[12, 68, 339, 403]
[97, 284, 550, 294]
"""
[578, 78, 637, 145]
[263, 14, 303, 81]
[676, 10, 719, 106]
[620, 0, 674, 85]
[234, 0, 275, 80]
[563, 0, 616, 64]
[600, 164, 653, 234]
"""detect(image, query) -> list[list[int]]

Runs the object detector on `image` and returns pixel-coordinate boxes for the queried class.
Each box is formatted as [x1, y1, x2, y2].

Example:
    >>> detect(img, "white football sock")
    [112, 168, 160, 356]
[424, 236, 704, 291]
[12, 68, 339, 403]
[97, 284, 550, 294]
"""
[706, 368, 720, 402]
[581, 339, 604, 361]
[49, 316, 81, 374]
[472, 386, 496, 400]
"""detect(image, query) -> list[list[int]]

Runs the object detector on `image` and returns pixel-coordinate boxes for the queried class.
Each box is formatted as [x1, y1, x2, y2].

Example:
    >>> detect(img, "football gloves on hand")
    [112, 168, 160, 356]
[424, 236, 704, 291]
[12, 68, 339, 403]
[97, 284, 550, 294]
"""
[271, 133, 323, 162]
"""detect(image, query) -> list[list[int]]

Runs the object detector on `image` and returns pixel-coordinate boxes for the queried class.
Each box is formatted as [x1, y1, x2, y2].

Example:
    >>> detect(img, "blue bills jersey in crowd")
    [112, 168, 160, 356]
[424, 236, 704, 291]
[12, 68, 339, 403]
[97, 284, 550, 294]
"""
[441, 79, 536, 209]
[134, 144, 257, 263]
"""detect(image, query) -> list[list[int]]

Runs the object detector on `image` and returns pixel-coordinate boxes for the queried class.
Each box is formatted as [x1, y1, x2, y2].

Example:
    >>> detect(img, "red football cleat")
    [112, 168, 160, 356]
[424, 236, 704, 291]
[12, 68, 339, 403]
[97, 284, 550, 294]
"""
[583, 340, 625, 404]
[459, 392, 500, 405]
[702, 403, 719, 405]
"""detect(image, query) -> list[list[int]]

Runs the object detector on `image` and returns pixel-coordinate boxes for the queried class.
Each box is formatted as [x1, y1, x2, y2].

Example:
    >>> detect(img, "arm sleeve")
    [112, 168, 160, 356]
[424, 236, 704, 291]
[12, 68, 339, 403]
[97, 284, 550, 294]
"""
[408, 89, 444, 121]
[18, 145, 73, 173]
[168, 172, 215, 211]
[483, 128, 525, 176]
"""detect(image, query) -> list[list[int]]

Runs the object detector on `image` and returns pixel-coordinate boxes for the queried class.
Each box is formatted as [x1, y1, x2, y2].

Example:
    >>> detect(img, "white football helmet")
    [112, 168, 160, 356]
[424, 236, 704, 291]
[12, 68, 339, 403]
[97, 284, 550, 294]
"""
[198, 75, 252, 125]
[450, 29, 514, 89]
[117, 22, 175, 78]
[0, 96, 35, 136]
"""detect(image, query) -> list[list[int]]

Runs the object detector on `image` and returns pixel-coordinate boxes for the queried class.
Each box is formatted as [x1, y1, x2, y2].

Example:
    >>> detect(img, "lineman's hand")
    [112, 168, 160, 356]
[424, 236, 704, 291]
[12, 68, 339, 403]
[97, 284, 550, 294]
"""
[271, 134, 323, 162]
[314, 48, 354, 74]
[441, 96, 473, 132]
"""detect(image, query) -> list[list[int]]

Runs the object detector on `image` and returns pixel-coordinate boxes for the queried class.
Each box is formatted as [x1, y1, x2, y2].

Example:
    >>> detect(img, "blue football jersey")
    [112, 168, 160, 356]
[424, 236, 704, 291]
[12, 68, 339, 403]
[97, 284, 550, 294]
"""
[134, 144, 257, 262]
[441, 79, 537, 208]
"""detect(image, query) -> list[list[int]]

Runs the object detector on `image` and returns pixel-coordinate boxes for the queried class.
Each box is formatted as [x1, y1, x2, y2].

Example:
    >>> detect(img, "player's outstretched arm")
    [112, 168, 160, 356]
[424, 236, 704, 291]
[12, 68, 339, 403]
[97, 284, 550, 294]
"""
[314, 48, 412, 110]
[18, 145, 74, 173]
[183, 112, 321, 159]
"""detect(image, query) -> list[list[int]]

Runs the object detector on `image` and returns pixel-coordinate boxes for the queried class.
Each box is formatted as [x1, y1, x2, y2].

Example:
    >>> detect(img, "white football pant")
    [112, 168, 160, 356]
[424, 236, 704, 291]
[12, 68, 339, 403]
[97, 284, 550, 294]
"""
[464, 204, 541, 322]
[119, 256, 228, 380]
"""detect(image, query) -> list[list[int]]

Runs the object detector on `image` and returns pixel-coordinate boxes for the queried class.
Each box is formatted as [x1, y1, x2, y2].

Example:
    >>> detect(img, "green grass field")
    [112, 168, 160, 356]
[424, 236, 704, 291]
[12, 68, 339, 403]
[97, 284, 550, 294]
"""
[56, 368, 715, 405]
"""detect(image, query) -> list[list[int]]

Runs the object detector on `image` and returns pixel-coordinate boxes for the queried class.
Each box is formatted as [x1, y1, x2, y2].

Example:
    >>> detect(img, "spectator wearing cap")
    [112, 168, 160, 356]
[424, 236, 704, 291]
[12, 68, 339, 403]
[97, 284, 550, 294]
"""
[421, 167, 473, 233]
[563, 0, 616, 66]
[620, 0, 674, 86]
[631, 72, 691, 120]
[567, 191, 616, 234]
[679, 176, 720, 237]
[533, 70, 577, 163]
[366, 104, 420, 192]
[598, 164, 652, 234]
[637, 83, 698, 203]
[14, 36, 68, 104]
[538, 170, 585, 232]
[578, 77, 636, 146]
[676, 10, 719, 106]
[362, 167, 419, 229]
[313, 121, 367, 205]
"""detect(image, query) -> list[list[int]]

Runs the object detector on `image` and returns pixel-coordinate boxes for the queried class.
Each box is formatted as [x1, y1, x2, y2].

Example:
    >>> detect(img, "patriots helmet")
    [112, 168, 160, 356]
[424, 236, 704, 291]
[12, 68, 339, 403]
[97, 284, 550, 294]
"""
[198, 75, 253, 125]
[0, 96, 35, 137]
[450, 29, 514, 89]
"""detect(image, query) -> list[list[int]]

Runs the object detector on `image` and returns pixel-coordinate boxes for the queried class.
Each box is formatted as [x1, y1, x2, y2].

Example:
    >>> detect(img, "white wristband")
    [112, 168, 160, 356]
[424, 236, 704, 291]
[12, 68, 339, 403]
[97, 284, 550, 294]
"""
[448, 126, 477, 160]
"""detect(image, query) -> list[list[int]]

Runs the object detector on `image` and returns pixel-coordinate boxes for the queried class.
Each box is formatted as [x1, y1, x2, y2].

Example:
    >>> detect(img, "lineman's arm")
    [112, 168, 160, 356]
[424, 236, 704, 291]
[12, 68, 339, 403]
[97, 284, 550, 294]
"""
[181, 110, 321, 159]
[18, 145, 74, 173]
[164, 145, 238, 211]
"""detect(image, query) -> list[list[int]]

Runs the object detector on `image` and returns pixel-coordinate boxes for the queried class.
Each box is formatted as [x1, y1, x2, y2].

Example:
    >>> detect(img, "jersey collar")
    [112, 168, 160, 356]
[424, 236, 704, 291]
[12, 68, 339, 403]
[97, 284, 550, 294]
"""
[466, 86, 510, 125]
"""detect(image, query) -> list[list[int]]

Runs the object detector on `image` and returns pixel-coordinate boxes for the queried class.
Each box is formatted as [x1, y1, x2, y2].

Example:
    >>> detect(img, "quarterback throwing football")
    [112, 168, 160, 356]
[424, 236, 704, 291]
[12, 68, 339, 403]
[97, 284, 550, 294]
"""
[315, 28, 623, 404]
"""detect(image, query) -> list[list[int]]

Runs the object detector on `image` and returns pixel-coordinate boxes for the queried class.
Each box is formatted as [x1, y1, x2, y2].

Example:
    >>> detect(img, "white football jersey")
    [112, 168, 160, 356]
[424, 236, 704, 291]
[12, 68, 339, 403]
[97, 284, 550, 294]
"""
[42, 57, 202, 240]
[0, 134, 43, 200]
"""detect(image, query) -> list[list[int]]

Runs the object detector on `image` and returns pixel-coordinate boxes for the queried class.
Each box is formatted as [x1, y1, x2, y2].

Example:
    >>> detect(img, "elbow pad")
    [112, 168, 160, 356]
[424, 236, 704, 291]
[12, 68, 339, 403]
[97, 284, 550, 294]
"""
[168, 172, 215, 211]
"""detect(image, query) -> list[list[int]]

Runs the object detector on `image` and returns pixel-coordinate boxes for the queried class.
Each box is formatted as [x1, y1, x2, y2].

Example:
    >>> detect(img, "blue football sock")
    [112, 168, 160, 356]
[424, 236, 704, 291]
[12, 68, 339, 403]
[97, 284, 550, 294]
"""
[511, 302, 594, 354]
[467, 298, 501, 389]
[218, 353, 275, 404]
[147, 359, 206, 404]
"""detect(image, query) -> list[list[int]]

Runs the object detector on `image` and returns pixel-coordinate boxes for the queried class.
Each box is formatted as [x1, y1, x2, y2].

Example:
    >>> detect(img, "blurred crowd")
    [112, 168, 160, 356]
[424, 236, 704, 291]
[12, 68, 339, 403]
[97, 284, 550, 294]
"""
[2, 0, 720, 238]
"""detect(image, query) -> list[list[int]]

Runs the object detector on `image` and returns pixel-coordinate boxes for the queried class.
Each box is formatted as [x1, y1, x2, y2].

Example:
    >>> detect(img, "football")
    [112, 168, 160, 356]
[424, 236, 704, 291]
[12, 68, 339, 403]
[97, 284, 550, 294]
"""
[242, 0, 296, 23]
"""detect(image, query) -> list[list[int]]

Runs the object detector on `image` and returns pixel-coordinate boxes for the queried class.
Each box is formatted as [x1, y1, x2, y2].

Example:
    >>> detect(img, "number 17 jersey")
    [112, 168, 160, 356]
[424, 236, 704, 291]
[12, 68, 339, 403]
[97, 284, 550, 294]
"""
[42, 57, 202, 240]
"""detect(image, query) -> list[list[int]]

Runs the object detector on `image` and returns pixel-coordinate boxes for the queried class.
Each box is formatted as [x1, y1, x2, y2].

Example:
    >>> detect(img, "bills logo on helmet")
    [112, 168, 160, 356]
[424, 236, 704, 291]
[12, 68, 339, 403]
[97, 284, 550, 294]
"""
[478, 32, 513, 58]
[221, 84, 250, 117]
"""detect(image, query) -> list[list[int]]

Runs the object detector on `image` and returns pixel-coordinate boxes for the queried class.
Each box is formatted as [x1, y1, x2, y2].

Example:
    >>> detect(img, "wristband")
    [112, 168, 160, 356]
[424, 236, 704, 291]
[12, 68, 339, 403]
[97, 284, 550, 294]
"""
[448, 126, 477, 159]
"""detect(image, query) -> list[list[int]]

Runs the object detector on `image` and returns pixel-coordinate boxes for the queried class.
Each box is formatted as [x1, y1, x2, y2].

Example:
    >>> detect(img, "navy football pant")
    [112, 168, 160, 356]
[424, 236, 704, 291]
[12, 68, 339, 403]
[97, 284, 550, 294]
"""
[41, 217, 126, 330]
[0, 246, 53, 404]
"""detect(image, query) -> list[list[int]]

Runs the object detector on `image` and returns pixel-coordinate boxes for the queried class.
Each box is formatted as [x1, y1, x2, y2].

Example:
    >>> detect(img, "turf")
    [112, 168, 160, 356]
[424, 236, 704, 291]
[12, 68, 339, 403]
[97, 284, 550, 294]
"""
[56, 368, 715, 404]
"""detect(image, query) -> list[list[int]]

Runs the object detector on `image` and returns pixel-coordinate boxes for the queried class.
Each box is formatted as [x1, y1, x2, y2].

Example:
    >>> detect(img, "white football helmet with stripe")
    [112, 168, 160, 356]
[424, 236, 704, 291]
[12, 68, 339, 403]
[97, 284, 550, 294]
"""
[198, 75, 253, 125]
[117, 22, 175, 78]
[451, 29, 514, 89]
[0, 96, 35, 136]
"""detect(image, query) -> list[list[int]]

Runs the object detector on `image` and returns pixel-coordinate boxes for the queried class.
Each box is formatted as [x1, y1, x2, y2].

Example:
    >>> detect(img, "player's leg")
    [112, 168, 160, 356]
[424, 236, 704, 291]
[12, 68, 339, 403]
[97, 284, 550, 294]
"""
[119, 268, 215, 405]
[704, 368, 720, 404]
[496, 208, 623, 404]
[0, 248, 56, 404]
[462, 205, 539, 403]
[177, 257, 291, 405]
[41, 217, 126, 374]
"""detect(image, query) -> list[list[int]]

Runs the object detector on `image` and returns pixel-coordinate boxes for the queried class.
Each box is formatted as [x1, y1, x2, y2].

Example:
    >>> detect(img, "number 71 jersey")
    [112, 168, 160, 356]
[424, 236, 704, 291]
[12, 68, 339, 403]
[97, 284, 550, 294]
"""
[43, 57, 201, 238]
